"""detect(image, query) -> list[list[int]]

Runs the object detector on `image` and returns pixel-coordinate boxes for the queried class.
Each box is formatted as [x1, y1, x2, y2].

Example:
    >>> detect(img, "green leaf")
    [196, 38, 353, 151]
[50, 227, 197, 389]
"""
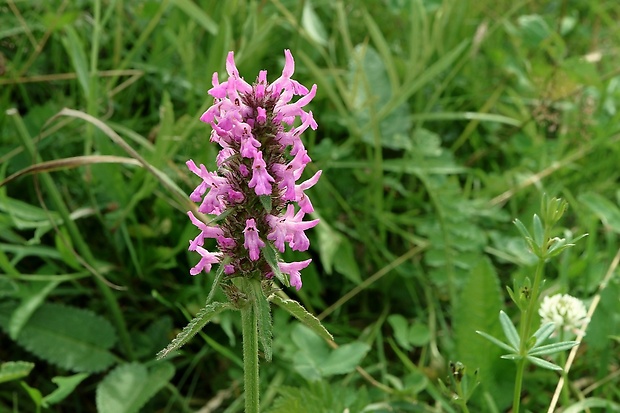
[0, 302, 117, 373]
[387, 314, 411, 350]
[20, 382, 43, 407]
[0, 361, 35, 384]
[526, 355, 562, 371]
[9, 280, 59, 339]
[476, 330, 516, 353]
[262, 243, 288, 287]
[157, 301, 233, 359]
[170, 0, 218, 35]
[499, 310, 520, 350]
[408, 322, 431, 347]
[60, 26, 90, 99]
[271, 295, 333, 341]
[43, 373, 89, 407]
[252, 280, 273, 362]
[321, 342, 371, 376]
[528, 341, 578, 357]
[532, 214, 544, 248]
[301, 0, 328, 46]
[531, 322, 556, 348]
[96, 362, 175, 413]
[455, 258, 505, 388]
[578, 192, 620, 233]
[259, 194, 272, 213]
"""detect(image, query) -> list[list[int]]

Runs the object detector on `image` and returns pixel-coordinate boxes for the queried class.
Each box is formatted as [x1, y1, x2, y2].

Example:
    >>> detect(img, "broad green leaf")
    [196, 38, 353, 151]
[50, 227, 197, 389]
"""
[291, 324, 330, 381]
[349, 45, 412, 150]
[387, 314, 411, 350]
[408, 322, 431, 347]
[156, 301, 233, 359]
[579, 192, 620, 233]
[271, 295, 333, 341]
[0, 361, 35, 384]
[455, 257, 505, 361]
[321, 342, 370, 376]
[9, 280, 59, 339]
[43, 373, 89, 407]
[0, 302, 116, 373]
[301, 0, 328, 46]
[96, 362, 175, 413]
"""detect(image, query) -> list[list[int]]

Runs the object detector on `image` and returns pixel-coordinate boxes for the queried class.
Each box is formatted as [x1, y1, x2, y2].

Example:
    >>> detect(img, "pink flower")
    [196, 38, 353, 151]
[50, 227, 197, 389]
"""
[190, 246, 221, 275]
[243, 218, 265, 261]
[279, 259, 312, 290]
[248, 151, 274, 196]
[266, 204, 319, 252]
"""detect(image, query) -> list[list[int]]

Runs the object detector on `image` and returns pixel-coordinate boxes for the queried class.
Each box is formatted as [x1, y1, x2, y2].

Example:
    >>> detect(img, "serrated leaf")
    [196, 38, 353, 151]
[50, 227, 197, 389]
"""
[271, 294, 333, 341]
[0, 361, 35, 383]
[156, 301, 233, 359]
[251, 280, 273, 362]
[499, 310, 520, 350]
[96, 362, 175, 413]
[43, 373, 89, 407]
[526, 355, 562, 371]
[9, 280, 59, 339]
[0, 302, 117, 373]
[321, 342, 370, 376]
[454, 257, 506, 398]
[528, 341, 578, 357]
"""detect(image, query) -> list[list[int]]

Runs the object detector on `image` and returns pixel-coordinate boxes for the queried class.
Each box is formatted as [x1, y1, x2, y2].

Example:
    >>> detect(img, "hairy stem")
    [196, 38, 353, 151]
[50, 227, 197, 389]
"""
[240, 279, 260, 413]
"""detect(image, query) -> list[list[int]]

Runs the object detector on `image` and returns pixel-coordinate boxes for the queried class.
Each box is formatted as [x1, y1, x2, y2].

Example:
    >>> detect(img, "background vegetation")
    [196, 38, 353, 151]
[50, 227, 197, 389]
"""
[1, 0, 619, 411]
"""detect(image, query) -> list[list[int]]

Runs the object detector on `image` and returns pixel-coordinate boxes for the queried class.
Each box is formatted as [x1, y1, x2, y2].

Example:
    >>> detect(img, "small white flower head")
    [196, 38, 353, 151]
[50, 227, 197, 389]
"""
[539, 293, 589, 335]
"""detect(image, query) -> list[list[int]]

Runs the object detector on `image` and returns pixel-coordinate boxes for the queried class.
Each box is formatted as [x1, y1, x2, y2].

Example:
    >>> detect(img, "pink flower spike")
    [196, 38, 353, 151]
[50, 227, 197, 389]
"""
[243, 218, 265, 261]
[279, 259, 312, 290]
[190, 246, 220, 275]
[248, 151, 275, 196]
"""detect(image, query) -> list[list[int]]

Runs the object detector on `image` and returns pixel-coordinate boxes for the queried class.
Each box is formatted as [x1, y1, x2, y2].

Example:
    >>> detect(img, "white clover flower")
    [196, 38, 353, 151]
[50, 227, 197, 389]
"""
[539, 293, 589, 335]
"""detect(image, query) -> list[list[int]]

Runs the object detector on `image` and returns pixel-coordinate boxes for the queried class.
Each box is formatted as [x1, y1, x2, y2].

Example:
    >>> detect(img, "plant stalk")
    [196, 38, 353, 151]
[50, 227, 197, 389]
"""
[240, 279, 260, 413]
[513, 254, 546, 413]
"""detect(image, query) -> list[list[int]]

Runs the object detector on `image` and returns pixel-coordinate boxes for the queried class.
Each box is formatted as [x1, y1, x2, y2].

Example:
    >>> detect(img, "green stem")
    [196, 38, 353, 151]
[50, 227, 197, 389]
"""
[513, 257, 546, 413]
[240, 279, 260, 413]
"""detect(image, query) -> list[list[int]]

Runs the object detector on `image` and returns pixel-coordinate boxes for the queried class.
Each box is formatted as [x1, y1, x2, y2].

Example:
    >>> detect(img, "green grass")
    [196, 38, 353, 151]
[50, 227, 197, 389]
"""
[1, 0, 620, 411]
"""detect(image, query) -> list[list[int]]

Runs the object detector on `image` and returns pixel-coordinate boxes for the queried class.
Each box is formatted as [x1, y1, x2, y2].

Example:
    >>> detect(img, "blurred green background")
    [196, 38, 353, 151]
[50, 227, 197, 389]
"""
[1, 0, 619, 411]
